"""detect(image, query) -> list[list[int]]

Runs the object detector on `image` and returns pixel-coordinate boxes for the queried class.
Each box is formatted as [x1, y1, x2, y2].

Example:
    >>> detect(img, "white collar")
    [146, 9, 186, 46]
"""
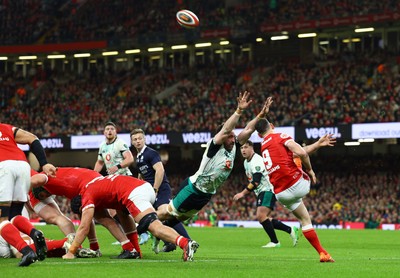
[137, 145, 147, 158]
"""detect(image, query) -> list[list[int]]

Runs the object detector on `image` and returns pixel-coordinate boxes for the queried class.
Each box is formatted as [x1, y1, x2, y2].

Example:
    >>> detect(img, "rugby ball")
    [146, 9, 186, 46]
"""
[176, 10, 199, 28]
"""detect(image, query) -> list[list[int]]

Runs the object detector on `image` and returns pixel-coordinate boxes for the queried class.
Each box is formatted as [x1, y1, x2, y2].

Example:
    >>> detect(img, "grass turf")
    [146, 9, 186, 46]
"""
[1, 225, 399, 278]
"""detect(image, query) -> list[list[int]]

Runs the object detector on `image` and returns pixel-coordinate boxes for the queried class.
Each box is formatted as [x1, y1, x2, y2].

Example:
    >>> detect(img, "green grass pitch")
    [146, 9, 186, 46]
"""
[1, 225, 399, 278]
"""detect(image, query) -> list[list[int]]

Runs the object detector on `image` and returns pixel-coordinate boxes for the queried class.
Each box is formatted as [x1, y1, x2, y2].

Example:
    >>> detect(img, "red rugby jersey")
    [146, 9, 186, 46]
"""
[0, 123, 27, 162]
[260, 133, 303, 194]
[81, 175, 147, 217]
[43, 167, 102, 199]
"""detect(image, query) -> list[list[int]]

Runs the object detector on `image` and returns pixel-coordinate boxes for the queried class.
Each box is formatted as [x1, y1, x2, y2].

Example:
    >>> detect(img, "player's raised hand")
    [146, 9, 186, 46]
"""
[258, 97, 273, 118]
[237, 91, 252, 111]
[318, 134, 336, 147]
[264, 97, 273, 113]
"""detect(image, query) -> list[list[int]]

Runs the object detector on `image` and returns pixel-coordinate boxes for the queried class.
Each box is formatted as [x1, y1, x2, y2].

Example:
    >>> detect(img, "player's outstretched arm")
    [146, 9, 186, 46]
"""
[303, 134, 336, 154]
[214, 91, 252, 145]
[63, 207, 95, 259]
[237, 97, 273, 145]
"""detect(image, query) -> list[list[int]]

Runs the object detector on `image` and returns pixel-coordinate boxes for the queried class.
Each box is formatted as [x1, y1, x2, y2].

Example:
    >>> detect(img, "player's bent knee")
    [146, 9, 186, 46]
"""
[137, 212, 158, 234]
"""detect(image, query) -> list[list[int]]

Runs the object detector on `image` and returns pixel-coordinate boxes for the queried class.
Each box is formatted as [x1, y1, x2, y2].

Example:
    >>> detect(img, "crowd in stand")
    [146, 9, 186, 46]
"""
[1, 0, 400, 45]
[1, 49, 399, 136]
[0, 0, 66, 45]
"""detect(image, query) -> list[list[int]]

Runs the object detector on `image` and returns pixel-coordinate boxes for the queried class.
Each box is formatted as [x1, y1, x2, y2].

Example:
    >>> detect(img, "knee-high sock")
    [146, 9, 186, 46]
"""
[11, 215, 35, 238]
[260, 219, 279, 243]
[175, 236, 189, 250]
[271, 219, 292, 234]
[173, 222, 190, 239]
[121, 240, 135, 252]
[126, 231, 141, 253]
[88, 238, 99, 251]
[302, 228, 327, 254]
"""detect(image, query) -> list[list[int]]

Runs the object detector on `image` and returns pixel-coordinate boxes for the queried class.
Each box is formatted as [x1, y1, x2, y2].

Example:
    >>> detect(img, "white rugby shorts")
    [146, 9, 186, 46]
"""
[0, 160, 30, 202]
[275, 176, 310, 211]
[126, 182, 156, 217]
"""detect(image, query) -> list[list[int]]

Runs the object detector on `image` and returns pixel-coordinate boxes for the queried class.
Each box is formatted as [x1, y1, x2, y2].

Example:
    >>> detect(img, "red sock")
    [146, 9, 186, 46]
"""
[89, 239, 99, 251]
[302, 228, 327, 254]
[11, 215, 34, 236]
[90, 242, 99, 250]
[121, 240, 134, 252]
[126, 231, 141, 254]
[175, 236, 189, 249]
[0, 222, 29, 252]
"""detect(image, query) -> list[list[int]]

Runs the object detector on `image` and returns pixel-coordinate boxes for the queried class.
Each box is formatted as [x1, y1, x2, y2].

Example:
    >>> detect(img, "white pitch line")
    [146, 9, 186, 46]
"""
[35, 257, 400, 265]
[39, 259, 219, 265]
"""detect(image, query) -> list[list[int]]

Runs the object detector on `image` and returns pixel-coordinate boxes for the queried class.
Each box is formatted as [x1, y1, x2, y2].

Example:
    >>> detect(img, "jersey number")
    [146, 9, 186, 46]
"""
[261, 149, 273, 170]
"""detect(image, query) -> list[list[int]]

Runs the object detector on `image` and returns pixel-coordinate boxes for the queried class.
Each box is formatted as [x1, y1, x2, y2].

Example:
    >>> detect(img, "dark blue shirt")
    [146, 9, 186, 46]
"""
[136, 146, 169, 185]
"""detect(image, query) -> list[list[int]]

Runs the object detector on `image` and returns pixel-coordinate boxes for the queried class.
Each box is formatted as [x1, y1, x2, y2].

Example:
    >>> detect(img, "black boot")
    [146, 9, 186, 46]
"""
[18, 246, 37, 267]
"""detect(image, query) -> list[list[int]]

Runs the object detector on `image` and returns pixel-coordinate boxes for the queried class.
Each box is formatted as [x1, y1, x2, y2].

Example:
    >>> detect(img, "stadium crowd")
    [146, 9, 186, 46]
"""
[1, 49, 399, 136]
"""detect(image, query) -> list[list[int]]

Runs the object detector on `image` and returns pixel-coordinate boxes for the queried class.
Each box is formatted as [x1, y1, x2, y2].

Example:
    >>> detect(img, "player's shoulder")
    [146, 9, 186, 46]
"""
[273, 132, 293, 141]
[99, 141, 107, 148]
[0, 123, 14, 135]
[0, 123, 12, 128]
[251, 153, 264, 165]
[142, 146, 155, 156]
[116, 137, 128, 144]
[144, 147, 161, 160]
[115, 137, 129, 148]
[253, 152, 264, 161]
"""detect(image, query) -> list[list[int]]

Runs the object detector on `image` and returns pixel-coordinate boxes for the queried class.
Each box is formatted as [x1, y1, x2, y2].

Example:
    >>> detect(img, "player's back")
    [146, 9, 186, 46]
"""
[45, 167, 102, 199]
[83, 175, 147, 209]
[261, 133, 302, 193]
[0, 123, 27, 162]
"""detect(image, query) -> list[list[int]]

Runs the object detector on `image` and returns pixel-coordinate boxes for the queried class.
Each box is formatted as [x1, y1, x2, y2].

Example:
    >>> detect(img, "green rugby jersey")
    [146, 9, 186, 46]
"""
[190, 139, 236, 194]
[244, 152, 273, 195]
[98, 137, 132, 176]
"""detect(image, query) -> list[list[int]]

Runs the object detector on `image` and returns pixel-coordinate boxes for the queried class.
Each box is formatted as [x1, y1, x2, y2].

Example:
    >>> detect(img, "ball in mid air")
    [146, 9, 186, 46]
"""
[176, 9, 199, 29]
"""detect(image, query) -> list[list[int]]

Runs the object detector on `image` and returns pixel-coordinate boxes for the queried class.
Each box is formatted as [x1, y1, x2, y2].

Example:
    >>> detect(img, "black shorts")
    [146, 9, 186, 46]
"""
[153, 182, 172, 209]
